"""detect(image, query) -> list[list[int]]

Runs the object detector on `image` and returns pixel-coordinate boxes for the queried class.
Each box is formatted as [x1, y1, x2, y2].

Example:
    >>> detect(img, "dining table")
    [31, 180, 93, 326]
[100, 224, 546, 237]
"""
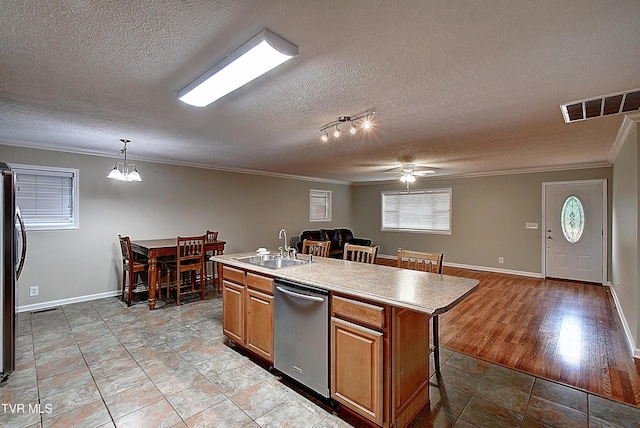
[130, 238, 226, 310]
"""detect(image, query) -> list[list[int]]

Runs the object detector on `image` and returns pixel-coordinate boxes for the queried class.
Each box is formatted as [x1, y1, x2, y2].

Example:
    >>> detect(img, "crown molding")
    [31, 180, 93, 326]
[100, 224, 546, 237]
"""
[0, 139, 351, 186]
[609, 112, 640, 164]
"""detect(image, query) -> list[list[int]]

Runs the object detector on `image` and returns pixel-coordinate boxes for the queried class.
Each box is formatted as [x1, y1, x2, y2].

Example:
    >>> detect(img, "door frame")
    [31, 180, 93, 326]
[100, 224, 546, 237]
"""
[541, 179, 608, 284]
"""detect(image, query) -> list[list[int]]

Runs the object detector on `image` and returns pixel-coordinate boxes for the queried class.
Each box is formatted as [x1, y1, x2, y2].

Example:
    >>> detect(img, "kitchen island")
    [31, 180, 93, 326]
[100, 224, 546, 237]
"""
[211, 252, 479, 428]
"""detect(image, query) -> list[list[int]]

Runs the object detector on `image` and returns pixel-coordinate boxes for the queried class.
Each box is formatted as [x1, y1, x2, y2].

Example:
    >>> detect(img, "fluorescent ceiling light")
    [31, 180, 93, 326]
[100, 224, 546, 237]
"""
[178, 29, 298, 107]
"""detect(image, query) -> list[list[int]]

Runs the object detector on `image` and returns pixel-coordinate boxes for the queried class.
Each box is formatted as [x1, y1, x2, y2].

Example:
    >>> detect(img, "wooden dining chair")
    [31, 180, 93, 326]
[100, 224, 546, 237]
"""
[204, 230, 219, 291]
[397, 249, 443, 273]
[301, 239, 330, 258]
[118, 235, 148, 307]
[343, 243, 379, 264]
[397, 248, 444, 371]
[166, 235, 205, 305]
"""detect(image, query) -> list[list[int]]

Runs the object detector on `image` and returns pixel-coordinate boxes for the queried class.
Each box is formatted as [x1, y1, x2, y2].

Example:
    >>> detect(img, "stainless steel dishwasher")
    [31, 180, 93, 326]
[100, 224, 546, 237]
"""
[274, 278, 330, 398]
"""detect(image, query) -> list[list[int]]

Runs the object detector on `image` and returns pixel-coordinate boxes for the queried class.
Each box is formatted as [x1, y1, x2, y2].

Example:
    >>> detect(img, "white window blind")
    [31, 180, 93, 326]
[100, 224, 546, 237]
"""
[12, 164, 79, 230]
[310, 189, 332, 222]
[381, 189, 451, 234]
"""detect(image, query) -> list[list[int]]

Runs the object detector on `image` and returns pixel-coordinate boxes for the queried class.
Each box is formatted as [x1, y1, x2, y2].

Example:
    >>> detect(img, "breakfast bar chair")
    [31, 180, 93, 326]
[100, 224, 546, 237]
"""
[301, 239, 331, 257]
[397, 248, 444, 371]
[204, 230, 219, 291]
[343, 243, 379, 264]
[166, 235, 205, 305]
[397, 249, 443, 273]
[118, 235, 148, 306]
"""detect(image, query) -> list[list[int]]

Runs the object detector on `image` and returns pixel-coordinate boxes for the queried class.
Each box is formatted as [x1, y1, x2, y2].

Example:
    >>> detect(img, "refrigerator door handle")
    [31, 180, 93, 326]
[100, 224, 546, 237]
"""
[15, 207, 26, 280]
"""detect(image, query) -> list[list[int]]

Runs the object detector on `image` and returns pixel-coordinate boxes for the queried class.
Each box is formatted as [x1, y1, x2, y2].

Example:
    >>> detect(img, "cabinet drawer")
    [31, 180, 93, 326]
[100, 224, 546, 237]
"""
[332, 295, 385, 330]
[223, 265, 245, 284]
[246, 272, 274, 294]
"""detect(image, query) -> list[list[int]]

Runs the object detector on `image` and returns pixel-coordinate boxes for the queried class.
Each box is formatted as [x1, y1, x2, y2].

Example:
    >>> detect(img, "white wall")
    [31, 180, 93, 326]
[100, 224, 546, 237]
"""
[1, 144, 352, 308]
[611, 122, 639, 354]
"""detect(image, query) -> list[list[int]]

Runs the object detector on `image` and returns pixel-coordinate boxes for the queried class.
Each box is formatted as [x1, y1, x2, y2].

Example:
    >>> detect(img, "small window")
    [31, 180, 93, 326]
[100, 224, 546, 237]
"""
[310, 190, 332, 222]
[382, 189, 452, 234]
[12, 164, 79, 230]
[561, 195, 585, 243]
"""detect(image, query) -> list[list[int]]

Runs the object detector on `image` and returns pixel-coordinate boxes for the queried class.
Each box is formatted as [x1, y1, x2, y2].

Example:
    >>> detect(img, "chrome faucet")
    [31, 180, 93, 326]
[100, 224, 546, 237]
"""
[278, 228, 288, 258]
[278, 228, 296, 259]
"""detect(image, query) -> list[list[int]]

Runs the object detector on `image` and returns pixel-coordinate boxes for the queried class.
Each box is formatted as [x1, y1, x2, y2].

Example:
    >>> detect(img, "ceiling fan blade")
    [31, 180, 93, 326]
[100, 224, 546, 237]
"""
[413, 170, 436, 176]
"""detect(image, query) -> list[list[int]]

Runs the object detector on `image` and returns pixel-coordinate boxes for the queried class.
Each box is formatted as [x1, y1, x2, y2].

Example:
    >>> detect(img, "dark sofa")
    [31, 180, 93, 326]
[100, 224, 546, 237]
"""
[296, 228, 372, 259]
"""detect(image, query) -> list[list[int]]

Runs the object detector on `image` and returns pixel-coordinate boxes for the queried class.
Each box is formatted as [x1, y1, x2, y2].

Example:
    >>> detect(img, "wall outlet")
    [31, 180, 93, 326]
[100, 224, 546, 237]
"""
[498, 257, 504, 264]
[29, 286, 39, 297]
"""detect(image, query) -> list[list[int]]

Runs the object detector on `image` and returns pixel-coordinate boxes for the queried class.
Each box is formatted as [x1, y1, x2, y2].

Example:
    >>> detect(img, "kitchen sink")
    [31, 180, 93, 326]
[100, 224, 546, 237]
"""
[234, 254, 311, 269]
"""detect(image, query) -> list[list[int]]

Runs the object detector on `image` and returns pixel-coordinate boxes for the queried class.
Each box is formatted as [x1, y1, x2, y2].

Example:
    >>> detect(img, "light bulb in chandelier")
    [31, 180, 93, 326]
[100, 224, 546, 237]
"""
[321, 133, 328, 142]
[350, 122, 357, 134]
[333, 126, 340, 138]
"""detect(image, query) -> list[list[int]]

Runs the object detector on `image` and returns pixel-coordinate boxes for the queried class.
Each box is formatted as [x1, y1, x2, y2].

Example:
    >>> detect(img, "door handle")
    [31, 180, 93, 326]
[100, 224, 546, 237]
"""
[276, 286, 325, 302]
[16, 206, 27, 279]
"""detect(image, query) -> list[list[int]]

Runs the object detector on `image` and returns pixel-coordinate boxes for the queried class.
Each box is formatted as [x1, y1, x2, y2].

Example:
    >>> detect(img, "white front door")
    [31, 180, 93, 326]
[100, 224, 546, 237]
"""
[543, 180, 606, 283]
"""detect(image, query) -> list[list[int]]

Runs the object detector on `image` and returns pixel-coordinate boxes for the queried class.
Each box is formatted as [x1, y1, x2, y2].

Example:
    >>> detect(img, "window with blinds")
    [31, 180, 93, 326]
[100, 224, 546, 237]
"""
[12, 164, 79, 230]
[310, 189, 332, 222]
[381, 189, 451, 234]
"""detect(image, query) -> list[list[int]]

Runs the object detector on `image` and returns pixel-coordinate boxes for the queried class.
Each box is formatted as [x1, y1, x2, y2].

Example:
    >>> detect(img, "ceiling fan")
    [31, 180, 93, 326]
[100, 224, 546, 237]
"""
[383, 163, 436, 181]
[381, 163, 436, 189]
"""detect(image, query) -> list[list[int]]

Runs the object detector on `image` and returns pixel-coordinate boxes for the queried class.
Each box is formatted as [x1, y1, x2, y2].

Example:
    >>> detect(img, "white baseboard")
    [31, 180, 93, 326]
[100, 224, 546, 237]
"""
[18, 290, 120, 313]
[377, 254, 542, 278]
[607, 285, 639, 358]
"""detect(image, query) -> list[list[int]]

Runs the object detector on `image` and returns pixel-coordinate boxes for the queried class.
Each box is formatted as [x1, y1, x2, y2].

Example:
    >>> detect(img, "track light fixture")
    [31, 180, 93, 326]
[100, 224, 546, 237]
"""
[320, 110, 375, 141]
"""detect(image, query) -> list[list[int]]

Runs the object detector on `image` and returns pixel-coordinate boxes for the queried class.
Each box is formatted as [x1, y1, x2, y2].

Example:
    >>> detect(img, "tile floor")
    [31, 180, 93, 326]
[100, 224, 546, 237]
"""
[2, 291, 640, 427]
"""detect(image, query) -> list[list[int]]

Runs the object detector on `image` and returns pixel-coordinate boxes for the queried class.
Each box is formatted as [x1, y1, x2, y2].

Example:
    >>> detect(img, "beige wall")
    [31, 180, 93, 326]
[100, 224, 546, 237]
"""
[611, 124, 639, 349]
[352, 168, 613, 275]
[1, 144, 352, 308]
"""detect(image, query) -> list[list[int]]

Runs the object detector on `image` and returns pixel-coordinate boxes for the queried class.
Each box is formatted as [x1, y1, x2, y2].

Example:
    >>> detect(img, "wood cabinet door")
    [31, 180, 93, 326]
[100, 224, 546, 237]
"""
[331, 317, 383, 426]
[222, 280, 244, 343]
[246, 288, 274, 362]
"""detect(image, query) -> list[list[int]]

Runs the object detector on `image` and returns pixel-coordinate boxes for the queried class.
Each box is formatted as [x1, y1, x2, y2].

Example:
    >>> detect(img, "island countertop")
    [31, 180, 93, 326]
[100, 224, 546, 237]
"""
[211, 252, 479, 315]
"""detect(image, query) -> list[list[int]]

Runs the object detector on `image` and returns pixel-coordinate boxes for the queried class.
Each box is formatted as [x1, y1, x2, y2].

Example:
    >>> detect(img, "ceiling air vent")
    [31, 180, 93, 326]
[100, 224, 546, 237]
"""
[560, 88, 640, 123]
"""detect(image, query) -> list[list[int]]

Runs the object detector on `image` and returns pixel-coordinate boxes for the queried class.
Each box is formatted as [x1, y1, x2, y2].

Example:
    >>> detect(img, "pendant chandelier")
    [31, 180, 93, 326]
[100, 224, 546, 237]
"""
[107, 139, 142, 182]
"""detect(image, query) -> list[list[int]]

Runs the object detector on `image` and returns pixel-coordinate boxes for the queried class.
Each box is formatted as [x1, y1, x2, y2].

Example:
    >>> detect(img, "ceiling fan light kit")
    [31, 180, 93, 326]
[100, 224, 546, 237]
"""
[399, 173, 416, 183]
[395, 163, 436, 189]
[320, 110, 375, 142]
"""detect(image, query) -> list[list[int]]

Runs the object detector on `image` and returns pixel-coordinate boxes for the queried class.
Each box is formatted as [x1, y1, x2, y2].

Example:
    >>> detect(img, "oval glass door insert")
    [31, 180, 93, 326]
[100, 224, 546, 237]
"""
[561, 195, 585, 243]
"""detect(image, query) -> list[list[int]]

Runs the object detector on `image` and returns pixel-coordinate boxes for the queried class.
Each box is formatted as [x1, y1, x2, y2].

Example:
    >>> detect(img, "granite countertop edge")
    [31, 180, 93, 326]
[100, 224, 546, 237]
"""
[211, 252, 479, 315]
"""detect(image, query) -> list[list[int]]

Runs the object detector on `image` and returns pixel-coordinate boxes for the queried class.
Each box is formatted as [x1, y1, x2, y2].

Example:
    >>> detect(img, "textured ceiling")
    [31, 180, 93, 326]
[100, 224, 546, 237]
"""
[1, 0, 639, 183]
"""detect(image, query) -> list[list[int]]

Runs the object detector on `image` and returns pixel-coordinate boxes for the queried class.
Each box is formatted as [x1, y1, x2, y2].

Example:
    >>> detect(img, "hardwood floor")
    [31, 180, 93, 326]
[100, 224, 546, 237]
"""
[437, 266, 640, 407]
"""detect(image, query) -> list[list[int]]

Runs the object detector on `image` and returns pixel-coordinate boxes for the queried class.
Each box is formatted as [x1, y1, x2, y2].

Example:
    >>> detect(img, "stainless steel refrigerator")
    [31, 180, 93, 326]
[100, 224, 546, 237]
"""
[1, 163, 27, 381]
